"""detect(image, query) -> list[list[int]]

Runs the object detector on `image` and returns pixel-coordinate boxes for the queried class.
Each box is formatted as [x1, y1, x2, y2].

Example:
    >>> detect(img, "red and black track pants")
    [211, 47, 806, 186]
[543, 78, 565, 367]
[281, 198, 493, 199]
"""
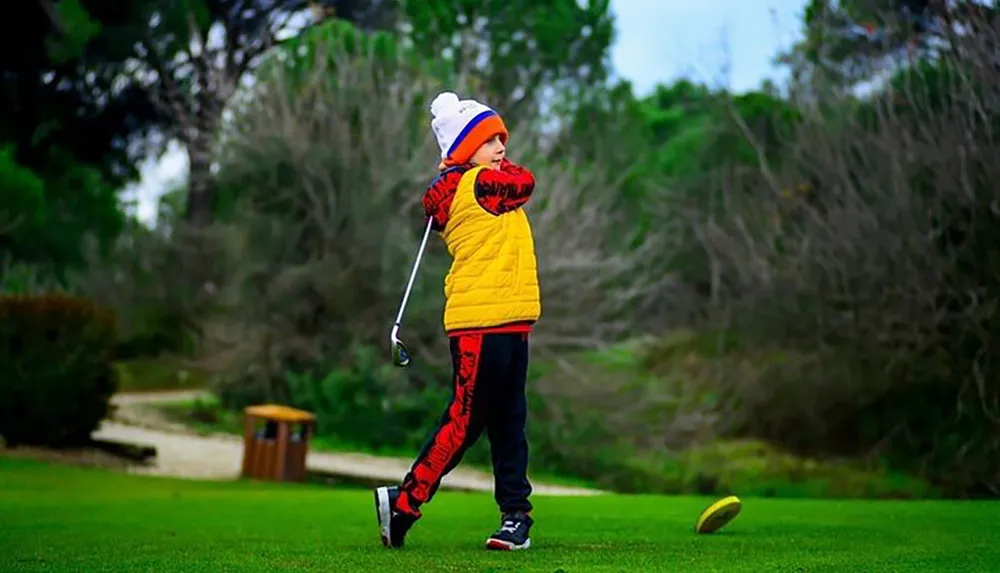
[397, 332, 533, 516]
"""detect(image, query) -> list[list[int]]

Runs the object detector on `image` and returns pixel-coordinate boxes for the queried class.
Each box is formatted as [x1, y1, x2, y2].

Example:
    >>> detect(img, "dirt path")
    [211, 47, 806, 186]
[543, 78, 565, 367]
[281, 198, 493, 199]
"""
[97, 390, 603, 497]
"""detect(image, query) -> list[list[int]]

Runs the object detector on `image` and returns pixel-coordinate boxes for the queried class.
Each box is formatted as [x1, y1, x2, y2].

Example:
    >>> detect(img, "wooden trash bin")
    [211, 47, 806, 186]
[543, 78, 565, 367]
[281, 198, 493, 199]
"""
[240, 404, 316, 483]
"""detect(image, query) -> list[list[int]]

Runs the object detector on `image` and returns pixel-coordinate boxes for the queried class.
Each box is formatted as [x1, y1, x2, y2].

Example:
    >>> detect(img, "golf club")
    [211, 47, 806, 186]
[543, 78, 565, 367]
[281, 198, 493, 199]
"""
[390, 217, 435, 367]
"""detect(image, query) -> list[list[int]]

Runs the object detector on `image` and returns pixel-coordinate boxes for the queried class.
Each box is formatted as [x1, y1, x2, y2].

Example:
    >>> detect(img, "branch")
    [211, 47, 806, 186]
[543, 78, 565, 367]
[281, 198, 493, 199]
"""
[139, 39, 197, 141]
[236, 0, 305, 75]
[186, 12, 214, 119]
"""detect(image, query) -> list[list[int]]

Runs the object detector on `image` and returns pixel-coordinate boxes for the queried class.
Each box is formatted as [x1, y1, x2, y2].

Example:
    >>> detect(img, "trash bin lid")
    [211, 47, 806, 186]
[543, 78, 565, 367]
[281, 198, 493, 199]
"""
[244, 404, 317, 423]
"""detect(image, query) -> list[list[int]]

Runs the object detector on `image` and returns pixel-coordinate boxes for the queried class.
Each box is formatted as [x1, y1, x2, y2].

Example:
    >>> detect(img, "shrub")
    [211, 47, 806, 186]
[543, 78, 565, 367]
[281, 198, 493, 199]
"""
[673, 49, 1000, 496]
[70, 221, 209, 361]
[610, 439, 938, 499]
[0, 293, 119, 447]
[523, 335, 940, 498]
[114, 357, 208, 393]
[282, 345, 451, 453]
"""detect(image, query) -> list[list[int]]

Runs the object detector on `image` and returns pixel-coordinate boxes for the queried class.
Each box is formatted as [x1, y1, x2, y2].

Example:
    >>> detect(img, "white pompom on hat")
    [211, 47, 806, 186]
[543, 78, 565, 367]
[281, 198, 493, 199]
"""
[430, 91, 509, 167]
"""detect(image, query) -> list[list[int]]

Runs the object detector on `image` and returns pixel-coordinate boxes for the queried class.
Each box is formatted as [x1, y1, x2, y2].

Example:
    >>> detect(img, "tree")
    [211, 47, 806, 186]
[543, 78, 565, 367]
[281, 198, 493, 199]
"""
[37, 1, 388, 228]
[36, 0, 612, 227]
[0, 0, 166, 272]
[5, 1, 167, 183]
[782, 0, 999, 87]
[91, 1, 329, 226]
[554, 77, 798, 209]
[400, 0, 615, 120]
[307, 0, 396, 29]
[0, 144, 126, 273]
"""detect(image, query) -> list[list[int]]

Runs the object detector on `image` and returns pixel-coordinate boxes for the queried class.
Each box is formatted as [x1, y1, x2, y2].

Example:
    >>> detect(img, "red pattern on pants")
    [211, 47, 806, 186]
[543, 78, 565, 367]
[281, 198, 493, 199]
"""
[398, 333, 483, 513]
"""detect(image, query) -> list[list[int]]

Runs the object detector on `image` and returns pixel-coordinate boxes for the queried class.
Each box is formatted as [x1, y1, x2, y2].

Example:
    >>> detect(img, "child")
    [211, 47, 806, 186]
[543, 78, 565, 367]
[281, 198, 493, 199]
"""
[374, 91, 541, 551]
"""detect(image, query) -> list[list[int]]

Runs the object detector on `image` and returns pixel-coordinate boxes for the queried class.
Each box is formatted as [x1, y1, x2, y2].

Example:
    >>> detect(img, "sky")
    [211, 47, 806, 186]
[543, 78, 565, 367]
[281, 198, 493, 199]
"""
[610, 0, 808, 95]
[123, 0, 809, 224]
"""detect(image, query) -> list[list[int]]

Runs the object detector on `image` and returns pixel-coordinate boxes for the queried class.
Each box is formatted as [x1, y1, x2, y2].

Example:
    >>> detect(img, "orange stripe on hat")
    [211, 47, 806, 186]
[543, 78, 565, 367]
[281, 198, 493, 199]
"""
[443, 111, 508, 167]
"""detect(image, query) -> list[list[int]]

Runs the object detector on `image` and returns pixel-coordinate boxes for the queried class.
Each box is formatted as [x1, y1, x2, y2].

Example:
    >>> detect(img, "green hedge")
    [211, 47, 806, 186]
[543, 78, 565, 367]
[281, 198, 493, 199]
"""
[0, 293, 119, 447]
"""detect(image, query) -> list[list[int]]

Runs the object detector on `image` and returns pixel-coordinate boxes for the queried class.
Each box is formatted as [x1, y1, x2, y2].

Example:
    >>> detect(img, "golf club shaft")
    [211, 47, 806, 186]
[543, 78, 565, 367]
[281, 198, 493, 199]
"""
[393, 217, 435, 327]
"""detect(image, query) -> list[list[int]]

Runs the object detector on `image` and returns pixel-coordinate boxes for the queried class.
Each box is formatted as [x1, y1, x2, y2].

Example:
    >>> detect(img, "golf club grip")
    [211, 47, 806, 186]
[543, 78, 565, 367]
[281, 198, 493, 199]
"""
[392, 218, 435, 326]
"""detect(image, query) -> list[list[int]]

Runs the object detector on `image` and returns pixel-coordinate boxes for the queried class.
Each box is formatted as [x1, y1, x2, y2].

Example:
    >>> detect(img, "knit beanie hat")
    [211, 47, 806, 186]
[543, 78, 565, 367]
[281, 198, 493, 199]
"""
[430, 92, 509, 167]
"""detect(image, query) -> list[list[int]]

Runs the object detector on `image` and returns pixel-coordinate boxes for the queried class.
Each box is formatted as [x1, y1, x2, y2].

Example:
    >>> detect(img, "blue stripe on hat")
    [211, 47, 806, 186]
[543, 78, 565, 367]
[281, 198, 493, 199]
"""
[446, 109, 497, 158]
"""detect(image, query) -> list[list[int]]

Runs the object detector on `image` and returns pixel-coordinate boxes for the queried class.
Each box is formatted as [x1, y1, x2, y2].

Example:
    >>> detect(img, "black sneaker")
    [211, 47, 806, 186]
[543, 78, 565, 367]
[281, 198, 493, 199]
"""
[374, 486, 419, 548]
[485, 511, 533, 551]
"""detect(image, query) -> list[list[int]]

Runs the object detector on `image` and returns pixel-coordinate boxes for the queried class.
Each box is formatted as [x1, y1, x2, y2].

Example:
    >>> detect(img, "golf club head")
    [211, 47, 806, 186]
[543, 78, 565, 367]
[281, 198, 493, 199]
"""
[390, 325, 411, 368]
[391, 339, 411, 368]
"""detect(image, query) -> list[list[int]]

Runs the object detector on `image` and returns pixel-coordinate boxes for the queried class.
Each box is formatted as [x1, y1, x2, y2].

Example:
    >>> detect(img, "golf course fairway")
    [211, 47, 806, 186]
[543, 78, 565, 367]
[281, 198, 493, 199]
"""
[1, 458, 997, 572]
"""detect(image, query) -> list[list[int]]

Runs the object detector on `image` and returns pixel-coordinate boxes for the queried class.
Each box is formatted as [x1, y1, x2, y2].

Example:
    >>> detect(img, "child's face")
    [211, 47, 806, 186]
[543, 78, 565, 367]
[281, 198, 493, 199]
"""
[470, 134, 506, 170]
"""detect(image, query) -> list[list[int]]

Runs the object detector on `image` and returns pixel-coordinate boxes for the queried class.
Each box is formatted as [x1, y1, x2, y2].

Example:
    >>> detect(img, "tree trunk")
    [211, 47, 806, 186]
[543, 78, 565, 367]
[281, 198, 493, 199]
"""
[184, 141, 215, 227]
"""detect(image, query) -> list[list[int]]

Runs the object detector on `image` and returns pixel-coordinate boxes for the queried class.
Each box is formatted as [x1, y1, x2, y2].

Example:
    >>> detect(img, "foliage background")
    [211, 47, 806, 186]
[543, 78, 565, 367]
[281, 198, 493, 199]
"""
[3, 0, 998, 499]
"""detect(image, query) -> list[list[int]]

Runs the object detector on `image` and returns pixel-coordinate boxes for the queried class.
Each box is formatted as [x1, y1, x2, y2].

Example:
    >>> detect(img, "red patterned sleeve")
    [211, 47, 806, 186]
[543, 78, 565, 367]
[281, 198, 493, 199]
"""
[421, 165, 471, 231]
[473, 159, 536, 216]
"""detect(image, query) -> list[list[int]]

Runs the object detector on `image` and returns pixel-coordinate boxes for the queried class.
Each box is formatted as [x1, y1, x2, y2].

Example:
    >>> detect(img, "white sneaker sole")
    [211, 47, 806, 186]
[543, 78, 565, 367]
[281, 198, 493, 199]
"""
[486, 537, 531, 551]
[375, 487, 392, 547]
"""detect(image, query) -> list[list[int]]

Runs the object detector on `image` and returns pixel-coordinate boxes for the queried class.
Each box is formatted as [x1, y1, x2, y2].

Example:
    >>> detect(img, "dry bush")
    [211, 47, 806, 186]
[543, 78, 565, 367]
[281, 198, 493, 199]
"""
[197, 33, 445, 403]
[67, 222, 230, 359]
[682, 25, 1000, 492]
[195, 28, 668, 405]
[526, 155, 677, 353]
[531, 335, 723, 452]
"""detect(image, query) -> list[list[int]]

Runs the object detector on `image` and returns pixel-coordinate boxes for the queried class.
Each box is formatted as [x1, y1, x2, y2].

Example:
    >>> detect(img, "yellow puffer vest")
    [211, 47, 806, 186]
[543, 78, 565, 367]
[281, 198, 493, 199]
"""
[440, 165, 541, 332]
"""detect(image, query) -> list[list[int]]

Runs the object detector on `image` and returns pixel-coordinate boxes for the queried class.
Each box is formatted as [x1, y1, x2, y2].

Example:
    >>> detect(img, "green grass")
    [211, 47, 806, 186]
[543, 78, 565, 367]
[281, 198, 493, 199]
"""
[2, 458, 998, 572]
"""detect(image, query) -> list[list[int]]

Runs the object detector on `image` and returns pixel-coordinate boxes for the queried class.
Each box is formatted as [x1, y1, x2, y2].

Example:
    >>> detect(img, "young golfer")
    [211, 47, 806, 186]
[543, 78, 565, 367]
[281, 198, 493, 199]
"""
[375, 91, 541, 551]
